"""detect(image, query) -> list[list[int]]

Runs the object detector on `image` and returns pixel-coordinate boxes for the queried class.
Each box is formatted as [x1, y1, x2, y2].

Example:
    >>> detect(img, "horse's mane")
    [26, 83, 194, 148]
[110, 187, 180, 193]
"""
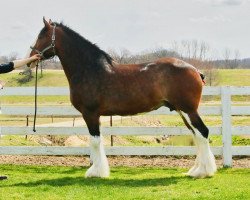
[54, 22, 113, 66]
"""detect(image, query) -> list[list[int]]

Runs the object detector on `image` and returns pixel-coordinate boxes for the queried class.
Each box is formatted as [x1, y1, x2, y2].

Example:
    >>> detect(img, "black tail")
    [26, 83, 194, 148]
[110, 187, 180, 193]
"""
[200, 72, 205, 81]
[199, 71, 206, 84]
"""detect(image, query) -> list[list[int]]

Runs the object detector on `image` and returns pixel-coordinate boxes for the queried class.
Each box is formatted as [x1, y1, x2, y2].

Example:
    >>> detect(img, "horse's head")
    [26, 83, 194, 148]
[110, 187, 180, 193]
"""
[29, 17, 57, 66]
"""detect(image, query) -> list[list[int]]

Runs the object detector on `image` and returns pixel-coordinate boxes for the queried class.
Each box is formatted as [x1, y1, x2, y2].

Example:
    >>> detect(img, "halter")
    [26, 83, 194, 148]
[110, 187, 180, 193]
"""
[30, 24, 56, 132]
[30, 24, 57, 59]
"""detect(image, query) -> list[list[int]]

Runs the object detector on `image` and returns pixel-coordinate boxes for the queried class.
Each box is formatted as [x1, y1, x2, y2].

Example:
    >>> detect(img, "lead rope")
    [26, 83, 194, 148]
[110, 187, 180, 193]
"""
[33, 61, 39, 132]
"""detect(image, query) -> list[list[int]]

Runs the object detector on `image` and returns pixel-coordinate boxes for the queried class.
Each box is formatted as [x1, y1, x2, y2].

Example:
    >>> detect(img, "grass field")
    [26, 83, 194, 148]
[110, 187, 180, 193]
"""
[218, 69, 250, 86]
[0, 165, 249, 200]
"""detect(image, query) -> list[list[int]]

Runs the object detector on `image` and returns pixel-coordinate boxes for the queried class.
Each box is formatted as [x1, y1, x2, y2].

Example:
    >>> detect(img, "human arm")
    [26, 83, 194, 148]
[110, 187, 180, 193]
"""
[12, 54, 41, 69]
[0, 54, 41, 74]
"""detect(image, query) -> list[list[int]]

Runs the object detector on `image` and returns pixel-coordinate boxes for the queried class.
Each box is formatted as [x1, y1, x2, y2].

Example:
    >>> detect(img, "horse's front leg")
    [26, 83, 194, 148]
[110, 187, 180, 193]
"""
[82, 113, 110, 178]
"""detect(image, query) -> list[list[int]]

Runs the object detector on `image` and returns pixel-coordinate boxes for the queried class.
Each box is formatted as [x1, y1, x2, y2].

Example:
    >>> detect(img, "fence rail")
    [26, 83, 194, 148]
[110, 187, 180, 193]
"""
[0, 86, 250, 167]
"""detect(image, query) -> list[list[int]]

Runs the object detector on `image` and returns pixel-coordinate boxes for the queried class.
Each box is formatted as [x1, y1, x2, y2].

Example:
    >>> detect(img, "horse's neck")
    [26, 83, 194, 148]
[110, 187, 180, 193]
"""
[56, 39, 105, 84]
[57, 53, 77, 82]
[56, 37, 87, 81]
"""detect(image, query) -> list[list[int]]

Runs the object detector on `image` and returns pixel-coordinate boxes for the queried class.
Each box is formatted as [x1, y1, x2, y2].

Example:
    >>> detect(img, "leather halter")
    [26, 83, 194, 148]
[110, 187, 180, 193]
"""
[30, 24, 56, 59]
[30, 24, 57, 132]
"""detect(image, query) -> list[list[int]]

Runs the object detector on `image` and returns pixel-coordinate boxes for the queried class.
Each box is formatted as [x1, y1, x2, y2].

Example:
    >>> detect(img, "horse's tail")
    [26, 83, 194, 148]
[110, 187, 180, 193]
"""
[199, 71, 206, 85]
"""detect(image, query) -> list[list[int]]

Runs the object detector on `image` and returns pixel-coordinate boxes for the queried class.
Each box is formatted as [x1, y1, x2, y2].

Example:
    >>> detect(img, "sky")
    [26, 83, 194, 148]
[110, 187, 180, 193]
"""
[0, 0, 249, 59]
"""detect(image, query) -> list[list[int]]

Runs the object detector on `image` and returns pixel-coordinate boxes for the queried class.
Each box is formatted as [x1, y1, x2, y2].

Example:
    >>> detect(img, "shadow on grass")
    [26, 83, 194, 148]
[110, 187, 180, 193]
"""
[0, 166, 193, 188]
[3, 166, 248, 189]
[1, 175, 191, 188]
[0, 164, 84, 175]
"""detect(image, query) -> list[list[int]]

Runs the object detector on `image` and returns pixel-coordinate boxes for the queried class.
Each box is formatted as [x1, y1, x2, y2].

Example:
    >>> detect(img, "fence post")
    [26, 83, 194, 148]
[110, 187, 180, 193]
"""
[221, 86, 232, 167]
[110, 116, 114, 146]
[25, 115, 29, 140]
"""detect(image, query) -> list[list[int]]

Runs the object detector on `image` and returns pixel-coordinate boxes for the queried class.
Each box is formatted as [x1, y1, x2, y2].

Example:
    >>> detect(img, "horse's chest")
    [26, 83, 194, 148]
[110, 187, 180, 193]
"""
[69, 85, 100, 111]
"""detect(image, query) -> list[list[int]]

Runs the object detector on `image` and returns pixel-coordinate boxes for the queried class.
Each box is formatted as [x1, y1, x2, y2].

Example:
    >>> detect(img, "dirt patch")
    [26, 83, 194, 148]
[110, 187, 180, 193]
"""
[0, 155, 249, 168]
[64, 136, 88, 146]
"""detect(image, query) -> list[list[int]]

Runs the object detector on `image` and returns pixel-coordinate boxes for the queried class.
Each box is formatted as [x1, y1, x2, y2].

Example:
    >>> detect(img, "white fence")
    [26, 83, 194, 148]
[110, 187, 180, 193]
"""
[0, 86, 250, 167]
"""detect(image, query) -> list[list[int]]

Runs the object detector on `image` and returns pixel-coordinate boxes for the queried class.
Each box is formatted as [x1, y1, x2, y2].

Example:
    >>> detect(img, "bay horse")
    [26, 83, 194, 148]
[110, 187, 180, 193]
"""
[29, 18, 216, 178]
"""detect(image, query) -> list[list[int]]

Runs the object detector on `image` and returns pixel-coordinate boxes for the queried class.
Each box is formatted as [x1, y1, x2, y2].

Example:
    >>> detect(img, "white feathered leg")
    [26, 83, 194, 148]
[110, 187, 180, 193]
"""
[187, 133, 217, 178]
[85, 135, 110, 178]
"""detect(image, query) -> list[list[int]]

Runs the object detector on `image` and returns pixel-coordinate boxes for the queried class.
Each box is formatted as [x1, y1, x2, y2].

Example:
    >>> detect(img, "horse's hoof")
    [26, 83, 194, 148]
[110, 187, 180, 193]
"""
[187, 169, 208, 178]
[85, 165, 110, 178]
[186, 164, 216, 178]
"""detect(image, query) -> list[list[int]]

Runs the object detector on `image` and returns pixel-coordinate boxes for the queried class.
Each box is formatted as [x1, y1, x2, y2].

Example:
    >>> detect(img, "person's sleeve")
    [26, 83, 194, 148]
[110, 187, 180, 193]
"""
[0, 62, 14, 74]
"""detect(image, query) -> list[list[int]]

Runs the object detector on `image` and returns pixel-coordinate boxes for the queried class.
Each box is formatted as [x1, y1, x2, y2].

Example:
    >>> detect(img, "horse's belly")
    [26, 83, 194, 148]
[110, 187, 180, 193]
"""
[101, 98, 164, 116]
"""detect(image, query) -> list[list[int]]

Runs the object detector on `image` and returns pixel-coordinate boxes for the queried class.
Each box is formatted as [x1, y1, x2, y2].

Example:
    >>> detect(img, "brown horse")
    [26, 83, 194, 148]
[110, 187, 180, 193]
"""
[29, 18, 216, 178]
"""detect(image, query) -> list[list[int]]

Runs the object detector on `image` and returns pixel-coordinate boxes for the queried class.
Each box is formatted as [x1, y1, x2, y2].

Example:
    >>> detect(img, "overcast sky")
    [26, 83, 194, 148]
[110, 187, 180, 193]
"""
[0, 0, 249, 59]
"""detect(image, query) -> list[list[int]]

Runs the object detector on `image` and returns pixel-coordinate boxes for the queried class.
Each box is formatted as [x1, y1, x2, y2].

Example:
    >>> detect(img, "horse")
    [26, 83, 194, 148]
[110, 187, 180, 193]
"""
[29, 17, 217, 178]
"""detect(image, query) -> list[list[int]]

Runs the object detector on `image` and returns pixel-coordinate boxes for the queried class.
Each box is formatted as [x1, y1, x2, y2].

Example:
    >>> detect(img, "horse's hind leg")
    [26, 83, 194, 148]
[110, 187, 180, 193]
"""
[83, 113, 109, 178]
[178, 111, 217, 178]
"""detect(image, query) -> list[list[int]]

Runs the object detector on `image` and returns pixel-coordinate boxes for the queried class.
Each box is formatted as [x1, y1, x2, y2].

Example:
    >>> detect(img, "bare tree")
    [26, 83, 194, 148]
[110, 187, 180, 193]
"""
[223, 48, 231, 68]
[191, 39, 198, 60]
[172, 40, 210, 61]
[199, 41, 210, 61]
[232, 49, 241, 68]
[0, 55, 8, 63]
[181, 40, 191, 60]
[8, 52, 18, 62]
[108, 48, 134, 64]
[203, 61, 219, 86]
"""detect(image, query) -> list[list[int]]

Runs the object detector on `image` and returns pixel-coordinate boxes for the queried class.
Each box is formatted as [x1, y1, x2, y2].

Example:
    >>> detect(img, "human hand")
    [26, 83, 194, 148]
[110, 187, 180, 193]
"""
[27, 54, 41, 68]
[30, 54, 41, 62]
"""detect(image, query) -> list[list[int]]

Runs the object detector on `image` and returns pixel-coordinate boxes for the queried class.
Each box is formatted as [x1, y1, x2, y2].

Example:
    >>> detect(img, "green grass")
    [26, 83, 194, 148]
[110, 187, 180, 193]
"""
[0, 135, 39, 146]
[0, 115, 73, 126]
[218, 69, 250, 86]
[0, 96, 70, 105]
[0, 165, 249, 200]
[0, 71, 68, 87]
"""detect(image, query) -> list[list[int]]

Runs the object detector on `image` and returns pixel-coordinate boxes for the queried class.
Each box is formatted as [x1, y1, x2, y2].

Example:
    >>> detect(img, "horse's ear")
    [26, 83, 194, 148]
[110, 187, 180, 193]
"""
[43, 17, 51, 29]
[49, 19, 53, 25]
